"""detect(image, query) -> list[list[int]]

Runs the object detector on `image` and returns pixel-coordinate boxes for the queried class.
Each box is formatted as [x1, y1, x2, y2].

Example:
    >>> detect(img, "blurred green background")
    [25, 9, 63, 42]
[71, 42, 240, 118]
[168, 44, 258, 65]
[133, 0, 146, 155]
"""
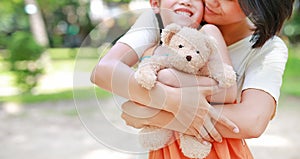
[0, 0, 300, 103]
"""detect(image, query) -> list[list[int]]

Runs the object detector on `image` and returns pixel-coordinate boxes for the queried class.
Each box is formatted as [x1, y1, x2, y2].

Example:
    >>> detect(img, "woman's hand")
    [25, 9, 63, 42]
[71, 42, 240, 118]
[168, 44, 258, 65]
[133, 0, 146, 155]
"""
[122, 95, 239, 143]
[121, 100, 206, 138]
[154, 68, 239, 141]
[171, 85, 239, 141]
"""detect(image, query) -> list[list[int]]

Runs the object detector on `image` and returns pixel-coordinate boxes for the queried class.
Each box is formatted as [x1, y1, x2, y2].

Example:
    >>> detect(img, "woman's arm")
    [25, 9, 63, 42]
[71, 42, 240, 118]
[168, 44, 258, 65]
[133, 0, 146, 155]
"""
[122, 88, 275, 139]
[214, 88, 275, 138]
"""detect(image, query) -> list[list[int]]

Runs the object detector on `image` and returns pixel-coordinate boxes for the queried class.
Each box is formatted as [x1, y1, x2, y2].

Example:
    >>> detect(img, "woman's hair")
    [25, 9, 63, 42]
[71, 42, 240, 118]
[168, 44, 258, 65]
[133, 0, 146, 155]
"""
[238, 0, 295, 48]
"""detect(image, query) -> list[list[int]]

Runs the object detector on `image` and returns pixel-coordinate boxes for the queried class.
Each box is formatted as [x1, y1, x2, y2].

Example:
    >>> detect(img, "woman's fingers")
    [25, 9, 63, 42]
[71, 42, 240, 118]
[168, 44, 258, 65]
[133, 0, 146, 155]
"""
[209, 107, 239, 133]
[121, 112, 145, 129]
[198, 126, 214, 142]
[122, 100, 161, 118]
[203, 117, 222, 143]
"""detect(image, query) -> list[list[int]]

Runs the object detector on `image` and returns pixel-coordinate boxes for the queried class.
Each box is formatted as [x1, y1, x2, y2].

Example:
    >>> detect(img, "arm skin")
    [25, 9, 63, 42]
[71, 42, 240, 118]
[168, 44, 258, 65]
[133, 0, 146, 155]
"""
[122, 75, 276, 139]
[90, 42, 211, 123]
[90, 42, 177, 112]
[156, 68, 237, 104]
[91, 42, 239, 140]
[214, 89, 276, 138]
[91, 24, 235, 106]
[90, 23, 236, 111]
[120, 24, 275, 139]
[91, 24, 240, 142]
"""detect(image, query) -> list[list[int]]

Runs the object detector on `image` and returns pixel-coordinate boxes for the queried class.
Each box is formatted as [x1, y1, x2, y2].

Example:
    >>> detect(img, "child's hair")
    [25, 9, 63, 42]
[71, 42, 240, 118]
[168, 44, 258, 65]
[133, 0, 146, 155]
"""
[238, 0, 295, 48]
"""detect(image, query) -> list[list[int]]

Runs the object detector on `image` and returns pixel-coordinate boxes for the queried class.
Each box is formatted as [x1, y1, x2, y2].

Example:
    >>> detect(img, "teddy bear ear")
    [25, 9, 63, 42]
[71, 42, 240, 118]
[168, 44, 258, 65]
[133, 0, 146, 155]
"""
[161, 23, 182, 45]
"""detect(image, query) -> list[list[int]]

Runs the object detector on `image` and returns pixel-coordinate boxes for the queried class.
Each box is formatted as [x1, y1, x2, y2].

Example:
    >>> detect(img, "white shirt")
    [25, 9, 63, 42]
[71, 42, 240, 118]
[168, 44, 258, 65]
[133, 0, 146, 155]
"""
[117, 10, 160, 59]
[118, 12, 288, 105]
[229, 36, 288, 104]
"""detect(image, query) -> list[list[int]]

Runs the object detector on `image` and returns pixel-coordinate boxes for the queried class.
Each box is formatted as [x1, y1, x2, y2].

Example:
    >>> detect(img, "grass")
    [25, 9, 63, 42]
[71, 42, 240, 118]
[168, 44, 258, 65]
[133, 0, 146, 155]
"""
[281, 46, 300, 96]
[47, 47, 100, 60]
[0, 48, 108, 104]
[0, 87, 111, 104]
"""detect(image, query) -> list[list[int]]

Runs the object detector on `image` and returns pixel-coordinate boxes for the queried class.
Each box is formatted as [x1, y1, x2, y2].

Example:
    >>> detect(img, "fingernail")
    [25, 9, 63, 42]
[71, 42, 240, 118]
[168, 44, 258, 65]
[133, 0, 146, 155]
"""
[233, 127, 239, 133]
[202, 141, 209, 145]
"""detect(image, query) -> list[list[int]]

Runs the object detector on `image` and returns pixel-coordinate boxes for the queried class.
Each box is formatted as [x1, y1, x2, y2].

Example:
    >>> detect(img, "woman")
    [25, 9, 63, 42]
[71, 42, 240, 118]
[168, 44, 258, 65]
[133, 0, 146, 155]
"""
[121, 0, 295, 158]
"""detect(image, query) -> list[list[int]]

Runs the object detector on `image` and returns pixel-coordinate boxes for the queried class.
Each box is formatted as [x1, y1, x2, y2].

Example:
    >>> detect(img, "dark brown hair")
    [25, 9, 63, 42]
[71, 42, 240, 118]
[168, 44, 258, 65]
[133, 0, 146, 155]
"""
[238, 0, 295, 48]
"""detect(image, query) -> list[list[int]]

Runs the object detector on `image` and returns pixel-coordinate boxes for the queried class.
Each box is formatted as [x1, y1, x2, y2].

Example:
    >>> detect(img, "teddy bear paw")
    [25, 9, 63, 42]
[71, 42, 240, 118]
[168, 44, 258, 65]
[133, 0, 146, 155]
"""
[218, 64, 237, 88]
[180, 134, 212, 159]
[139, 126, 174, 150]
[135, 69, 157, 90]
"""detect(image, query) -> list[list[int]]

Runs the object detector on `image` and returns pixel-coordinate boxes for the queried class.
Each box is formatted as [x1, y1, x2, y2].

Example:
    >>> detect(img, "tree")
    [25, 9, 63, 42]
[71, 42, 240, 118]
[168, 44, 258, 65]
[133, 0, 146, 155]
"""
[24, 0, 49, 46]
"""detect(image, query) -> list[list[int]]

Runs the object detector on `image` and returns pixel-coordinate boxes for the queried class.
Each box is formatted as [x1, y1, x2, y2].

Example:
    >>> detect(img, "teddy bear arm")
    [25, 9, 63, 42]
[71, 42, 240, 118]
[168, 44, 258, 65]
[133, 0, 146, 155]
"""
[206, 61, 236, 88]
[135, 56, 169, 90]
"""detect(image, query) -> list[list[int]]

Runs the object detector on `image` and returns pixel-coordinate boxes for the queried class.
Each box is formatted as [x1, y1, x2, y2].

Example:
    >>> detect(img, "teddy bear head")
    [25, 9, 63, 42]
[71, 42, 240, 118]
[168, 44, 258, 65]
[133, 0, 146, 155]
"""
[161, 23, 217, 75]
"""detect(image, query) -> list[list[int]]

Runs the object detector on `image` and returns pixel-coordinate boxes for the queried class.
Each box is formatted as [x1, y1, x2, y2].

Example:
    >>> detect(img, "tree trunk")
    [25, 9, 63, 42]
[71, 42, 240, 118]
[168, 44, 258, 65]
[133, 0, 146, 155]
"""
[24, 0, 49, 47]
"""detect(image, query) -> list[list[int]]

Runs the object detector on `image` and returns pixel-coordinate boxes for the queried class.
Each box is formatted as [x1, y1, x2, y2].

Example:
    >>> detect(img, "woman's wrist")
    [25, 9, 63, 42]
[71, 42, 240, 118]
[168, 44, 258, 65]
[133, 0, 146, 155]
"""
[148, 82, 180, 114]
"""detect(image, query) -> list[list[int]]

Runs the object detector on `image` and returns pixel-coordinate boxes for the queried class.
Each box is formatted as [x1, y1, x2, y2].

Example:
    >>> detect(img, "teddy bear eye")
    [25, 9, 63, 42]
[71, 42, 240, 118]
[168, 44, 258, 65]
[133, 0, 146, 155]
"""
[196, 50, 200, 54]
[178, 44, 184, 48]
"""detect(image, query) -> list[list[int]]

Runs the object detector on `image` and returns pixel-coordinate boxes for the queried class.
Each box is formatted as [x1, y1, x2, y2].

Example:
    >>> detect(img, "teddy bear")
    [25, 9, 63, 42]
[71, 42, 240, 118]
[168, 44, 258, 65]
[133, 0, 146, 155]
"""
[134, 23, 236, 159]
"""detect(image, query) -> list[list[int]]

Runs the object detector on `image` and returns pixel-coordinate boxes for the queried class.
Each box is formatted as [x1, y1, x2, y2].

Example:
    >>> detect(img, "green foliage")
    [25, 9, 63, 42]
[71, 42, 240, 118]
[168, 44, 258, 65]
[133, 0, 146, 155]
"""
[281, 45, 300, 96]
[0, 0, 29, 49]
[36, 0, 94, 47]
[9, 32, 44, 61]
[283, 0, 300, 43]
[0, 87, 110, 104]
[7, 31, 45, 93]
[104, 0, 131, 4]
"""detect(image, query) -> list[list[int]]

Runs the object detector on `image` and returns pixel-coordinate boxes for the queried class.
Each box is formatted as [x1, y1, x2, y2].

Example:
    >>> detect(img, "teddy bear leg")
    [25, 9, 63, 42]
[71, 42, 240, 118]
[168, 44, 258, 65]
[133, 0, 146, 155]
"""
[207, 61, 236, 88]
[139, 126, 174, 150]
[180, 134, 212, 159]
[215, 64, 236, 88]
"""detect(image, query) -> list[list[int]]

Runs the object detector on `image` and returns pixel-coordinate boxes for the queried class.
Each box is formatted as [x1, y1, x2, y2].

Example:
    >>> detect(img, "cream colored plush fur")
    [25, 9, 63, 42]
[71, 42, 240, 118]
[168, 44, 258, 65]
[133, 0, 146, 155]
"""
[135, 23, 236, 158]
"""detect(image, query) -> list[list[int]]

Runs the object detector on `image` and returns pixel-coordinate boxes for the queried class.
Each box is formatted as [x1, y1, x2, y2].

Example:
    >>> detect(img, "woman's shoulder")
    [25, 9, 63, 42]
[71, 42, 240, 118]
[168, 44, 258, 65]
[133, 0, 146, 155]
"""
[258, 36, 288, 56]
[247, 36, 288, 65]
[262, 36, 287, 49]
[230, 35, 287, 50]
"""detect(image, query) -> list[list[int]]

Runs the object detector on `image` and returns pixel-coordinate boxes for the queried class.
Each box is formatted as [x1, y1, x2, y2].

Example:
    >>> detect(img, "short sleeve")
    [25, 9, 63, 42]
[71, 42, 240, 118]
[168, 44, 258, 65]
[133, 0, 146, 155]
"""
[242, 37, 288, 104]
[117, 10, 160, 58]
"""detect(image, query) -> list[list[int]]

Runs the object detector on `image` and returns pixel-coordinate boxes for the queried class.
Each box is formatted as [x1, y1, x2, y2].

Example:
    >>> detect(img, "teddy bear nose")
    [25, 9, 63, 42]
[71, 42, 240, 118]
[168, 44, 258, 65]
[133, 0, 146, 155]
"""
[186, 55, 192, 61]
